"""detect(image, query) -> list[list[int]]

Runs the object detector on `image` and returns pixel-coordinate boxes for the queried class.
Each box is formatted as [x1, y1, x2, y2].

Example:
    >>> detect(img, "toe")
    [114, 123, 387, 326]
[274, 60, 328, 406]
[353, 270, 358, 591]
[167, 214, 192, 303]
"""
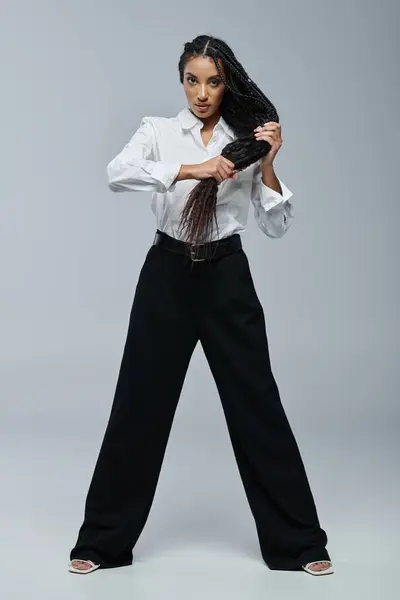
[71, 560, 93, 571]
[308, 561, 331, 571]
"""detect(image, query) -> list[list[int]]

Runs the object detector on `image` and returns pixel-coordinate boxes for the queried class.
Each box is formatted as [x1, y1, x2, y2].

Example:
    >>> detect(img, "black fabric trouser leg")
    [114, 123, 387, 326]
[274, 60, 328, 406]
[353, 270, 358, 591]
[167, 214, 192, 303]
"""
[69, 239, 330, 570]
[193, 249, 330, 570]
[69, 244, 198, 568]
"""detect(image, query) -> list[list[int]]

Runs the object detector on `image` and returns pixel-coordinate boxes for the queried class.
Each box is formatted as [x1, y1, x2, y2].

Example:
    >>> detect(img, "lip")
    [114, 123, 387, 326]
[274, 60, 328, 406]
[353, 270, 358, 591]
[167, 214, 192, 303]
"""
[196, 104, 210, 109]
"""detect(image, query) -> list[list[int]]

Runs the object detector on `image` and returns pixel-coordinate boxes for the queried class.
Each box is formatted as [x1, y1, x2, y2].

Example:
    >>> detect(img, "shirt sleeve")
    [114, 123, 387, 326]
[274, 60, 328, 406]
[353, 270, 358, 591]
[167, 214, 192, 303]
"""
[107, 117, 182, 194]
[250, 160, 295, 238]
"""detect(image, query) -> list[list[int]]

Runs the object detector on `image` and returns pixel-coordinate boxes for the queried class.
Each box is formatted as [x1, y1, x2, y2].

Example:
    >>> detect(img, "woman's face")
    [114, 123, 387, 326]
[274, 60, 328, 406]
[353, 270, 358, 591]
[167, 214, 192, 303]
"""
[182, 55, 226, 120]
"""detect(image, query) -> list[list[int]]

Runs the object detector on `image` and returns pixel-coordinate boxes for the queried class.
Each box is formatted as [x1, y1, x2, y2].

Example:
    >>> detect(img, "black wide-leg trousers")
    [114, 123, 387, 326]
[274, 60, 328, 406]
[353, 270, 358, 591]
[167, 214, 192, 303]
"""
[70, 235, 330, 570]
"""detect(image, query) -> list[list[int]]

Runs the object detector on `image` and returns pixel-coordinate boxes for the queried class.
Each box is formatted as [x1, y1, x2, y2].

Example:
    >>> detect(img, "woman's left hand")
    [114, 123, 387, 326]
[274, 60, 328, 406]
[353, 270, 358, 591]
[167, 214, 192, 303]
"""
[254, 122, 282, 166]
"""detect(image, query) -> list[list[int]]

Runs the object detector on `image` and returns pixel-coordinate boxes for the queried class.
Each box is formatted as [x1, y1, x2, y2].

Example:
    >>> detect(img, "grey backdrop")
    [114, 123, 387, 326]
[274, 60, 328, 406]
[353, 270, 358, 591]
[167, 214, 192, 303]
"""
[1, 0, 399, 598]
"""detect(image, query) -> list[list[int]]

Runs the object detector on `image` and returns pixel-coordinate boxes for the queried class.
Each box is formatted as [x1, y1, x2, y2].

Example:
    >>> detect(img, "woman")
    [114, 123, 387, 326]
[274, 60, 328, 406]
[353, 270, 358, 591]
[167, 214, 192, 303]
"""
[68, 35, 334, 576]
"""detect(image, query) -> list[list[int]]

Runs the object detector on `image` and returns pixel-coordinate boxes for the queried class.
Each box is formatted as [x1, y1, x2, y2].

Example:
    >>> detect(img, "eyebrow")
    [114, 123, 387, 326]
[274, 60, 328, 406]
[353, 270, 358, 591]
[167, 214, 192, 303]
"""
[185, 72, 221, 80]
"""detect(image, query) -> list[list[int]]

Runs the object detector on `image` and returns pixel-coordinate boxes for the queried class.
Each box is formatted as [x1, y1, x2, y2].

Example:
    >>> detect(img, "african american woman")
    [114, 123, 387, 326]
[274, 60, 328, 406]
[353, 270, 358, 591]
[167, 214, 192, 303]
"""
[68, 34, 334, 577]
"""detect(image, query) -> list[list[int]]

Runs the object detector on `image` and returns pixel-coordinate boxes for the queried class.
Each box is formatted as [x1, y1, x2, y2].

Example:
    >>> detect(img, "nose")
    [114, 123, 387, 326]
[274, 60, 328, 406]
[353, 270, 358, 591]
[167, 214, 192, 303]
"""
[197, 83, 208, 101]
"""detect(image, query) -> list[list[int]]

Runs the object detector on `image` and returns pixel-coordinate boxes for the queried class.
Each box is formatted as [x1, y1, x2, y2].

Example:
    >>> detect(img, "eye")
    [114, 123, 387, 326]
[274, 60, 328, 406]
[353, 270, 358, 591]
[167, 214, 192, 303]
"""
[187, 76, 196, 84]
[210, 78, 220, 87]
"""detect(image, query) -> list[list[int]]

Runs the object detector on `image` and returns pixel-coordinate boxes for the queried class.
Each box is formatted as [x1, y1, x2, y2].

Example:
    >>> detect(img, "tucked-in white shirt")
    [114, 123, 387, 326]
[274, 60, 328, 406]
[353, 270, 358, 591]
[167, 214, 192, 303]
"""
[107, 106, 294, 241]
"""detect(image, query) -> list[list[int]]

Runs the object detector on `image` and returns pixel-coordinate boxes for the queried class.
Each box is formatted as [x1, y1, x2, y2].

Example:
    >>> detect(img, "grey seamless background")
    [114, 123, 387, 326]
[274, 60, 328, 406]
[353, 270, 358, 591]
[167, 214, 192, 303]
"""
[0, 0, 399, 597]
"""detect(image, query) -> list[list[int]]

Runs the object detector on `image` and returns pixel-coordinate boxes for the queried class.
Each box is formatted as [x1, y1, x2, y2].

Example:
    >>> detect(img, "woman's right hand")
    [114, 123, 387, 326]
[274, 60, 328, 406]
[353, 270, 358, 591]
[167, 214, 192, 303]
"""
[192, 156, 236, 183]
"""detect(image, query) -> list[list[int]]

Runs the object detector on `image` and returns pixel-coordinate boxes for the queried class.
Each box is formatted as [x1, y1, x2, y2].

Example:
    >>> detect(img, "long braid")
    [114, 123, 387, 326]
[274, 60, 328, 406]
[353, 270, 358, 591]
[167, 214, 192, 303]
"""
[177, 35, 278, 248]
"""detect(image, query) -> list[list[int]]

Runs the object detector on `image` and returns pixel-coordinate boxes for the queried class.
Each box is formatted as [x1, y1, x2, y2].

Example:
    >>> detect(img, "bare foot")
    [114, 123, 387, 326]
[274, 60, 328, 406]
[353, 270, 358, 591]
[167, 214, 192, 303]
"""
[70, 560, 97, 571]
[306, 561, 332, 572]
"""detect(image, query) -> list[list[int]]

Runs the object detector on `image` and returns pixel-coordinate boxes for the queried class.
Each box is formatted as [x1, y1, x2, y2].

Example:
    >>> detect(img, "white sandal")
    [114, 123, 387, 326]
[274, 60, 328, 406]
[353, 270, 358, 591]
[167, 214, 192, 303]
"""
[68, 559, 101, 574]
[302, 560, 334, 575]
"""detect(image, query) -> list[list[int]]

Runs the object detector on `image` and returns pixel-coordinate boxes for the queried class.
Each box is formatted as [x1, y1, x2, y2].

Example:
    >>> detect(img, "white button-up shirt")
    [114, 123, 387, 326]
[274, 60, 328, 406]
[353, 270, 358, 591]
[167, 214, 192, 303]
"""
[107, 106, 294, 241]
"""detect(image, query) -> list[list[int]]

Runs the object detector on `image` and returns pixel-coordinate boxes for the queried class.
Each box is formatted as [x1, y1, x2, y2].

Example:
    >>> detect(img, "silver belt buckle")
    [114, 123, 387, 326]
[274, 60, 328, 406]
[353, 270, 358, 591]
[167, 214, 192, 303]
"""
[190, 244, 206, 262]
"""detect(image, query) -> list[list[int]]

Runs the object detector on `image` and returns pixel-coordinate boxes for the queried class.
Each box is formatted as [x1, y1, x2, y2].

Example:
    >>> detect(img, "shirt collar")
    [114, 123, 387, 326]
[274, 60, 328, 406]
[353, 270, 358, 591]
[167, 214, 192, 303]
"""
[177, 106, 235, 140]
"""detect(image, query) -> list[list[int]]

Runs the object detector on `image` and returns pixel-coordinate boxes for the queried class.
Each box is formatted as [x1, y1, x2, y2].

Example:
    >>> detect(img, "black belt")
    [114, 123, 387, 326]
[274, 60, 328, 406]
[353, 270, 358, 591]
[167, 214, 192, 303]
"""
[152, 229, 242, 262]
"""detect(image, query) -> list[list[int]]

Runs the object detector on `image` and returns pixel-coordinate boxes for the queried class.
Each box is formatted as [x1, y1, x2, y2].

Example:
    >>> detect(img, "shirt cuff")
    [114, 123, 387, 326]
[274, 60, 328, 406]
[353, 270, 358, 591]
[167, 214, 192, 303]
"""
[259, 178, 294, 211]
[142, 161, 182, 192]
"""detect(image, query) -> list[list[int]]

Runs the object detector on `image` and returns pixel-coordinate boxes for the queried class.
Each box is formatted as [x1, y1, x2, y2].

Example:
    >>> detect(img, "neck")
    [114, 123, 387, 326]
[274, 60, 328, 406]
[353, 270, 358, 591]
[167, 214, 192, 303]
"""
[201, 112, 221, 130]
[190, 107, 221, 130]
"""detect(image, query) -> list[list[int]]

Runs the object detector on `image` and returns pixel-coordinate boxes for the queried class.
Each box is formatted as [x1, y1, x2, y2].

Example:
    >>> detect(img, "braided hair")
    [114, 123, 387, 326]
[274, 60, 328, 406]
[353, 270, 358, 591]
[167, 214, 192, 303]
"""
[177, 34, 279, 247]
